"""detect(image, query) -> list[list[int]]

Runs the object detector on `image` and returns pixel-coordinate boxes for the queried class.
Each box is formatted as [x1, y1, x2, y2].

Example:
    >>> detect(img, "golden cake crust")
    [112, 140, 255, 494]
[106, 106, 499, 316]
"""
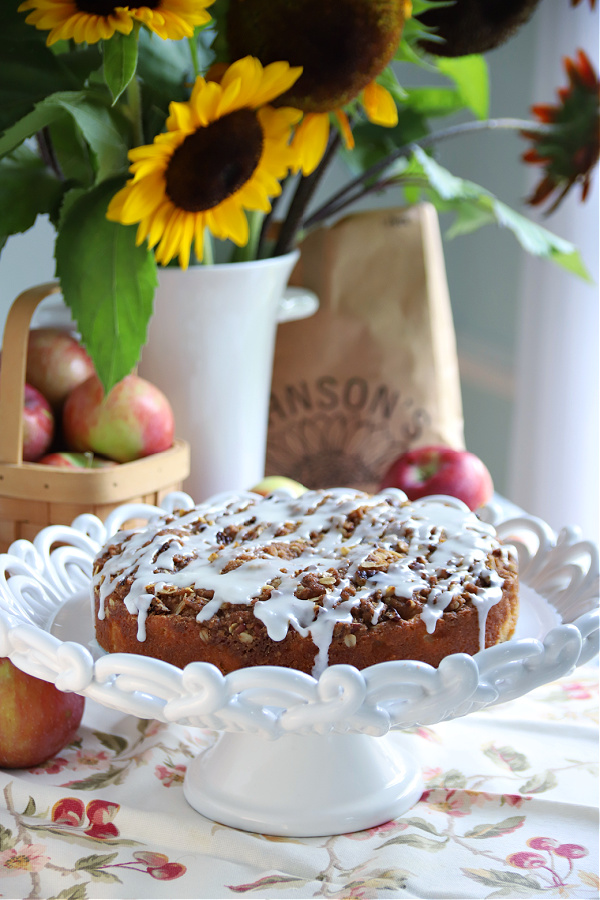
[93, 489, 519, 676]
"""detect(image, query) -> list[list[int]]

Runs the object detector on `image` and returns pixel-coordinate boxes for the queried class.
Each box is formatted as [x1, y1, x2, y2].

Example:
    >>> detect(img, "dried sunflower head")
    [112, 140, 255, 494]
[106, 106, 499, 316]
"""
[225, 0, 408, 113]
[417, 0, 542, 58]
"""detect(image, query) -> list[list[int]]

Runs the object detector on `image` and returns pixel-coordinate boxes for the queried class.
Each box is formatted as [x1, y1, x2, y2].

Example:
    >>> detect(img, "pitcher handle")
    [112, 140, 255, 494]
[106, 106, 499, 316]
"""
[277, 287, 319, 324]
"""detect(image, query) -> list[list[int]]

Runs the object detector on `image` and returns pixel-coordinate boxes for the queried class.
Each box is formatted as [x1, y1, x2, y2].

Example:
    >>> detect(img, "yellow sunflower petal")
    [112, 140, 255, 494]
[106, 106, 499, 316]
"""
[251, 60, 303, 108]
[258, 105, 303, 140]
[106, 186, 129, 221]
[130, 1, 212, 40]
[333, 109, 353, 149]
[146, 201, 176, 249]
[220, 56, 262, 97]
[189, 79, 222, 127]
[121, 174, 165, 221]
[177, 213, 196, 269]
[19, 0, 134, 44]
[234, 179, 272, 212]
[290, 113, 330, 175]
[156, 210, 186, 266]
[361, 81, 398, 127]
[166, 98, 197, 133]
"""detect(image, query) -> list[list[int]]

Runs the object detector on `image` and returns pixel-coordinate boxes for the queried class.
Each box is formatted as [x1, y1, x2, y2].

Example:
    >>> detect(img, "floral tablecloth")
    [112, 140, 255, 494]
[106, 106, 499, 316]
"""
[0, 664, 597, 900]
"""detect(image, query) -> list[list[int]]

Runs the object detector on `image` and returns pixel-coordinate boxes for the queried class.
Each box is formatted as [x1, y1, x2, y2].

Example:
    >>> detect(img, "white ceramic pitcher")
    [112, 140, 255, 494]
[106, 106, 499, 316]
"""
[138, 250, 317, 502]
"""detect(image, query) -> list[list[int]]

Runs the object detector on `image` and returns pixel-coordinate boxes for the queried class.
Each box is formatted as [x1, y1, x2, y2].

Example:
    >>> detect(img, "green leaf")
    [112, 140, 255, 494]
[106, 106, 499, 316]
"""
[22, 796, 37, 817]
[48, 116, 95, 188]
[28, 823, 140, 848]
[381, 833, 448, 851]
[519, 771, 559, 794]
[0, 9, 101, 136]
[0, 91, 129, 182]
[404, 86, 465, 118]
[60, 764, 129, 791]
[397, 816, 442, 835]
[440, 769, 467, 789]
[464, 816, 526, 839]
[55, 178, 157, 391]
[0, 146, 63, 237]
[75, 852, 119, 870]
[103, 31, 138, 104]
[410, 148, 591, 279]
[0, 824, 16, 851]
[462, 868, 542, 892]
[48, 887, 89, 900]
[345, 869, 411, 891]
[437, 55, 489, 119]
[75, 853, 122, 883]
[93, 731, 128, 755]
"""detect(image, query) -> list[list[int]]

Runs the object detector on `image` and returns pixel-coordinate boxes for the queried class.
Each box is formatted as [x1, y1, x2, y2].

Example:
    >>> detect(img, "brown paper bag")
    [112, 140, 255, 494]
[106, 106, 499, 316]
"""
[266, 203, 465, 492]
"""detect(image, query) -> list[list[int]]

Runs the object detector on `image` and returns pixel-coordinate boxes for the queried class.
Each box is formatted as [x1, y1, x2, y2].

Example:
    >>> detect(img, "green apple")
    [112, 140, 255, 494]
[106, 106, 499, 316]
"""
[0, 658, 85, 768]
[250, 476, 307, 497]
[62, 374, 175, 463]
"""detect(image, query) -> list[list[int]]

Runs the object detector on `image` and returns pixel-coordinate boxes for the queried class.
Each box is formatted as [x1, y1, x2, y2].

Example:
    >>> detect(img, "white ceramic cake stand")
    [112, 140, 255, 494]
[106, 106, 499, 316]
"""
[0, 492, 598, 837]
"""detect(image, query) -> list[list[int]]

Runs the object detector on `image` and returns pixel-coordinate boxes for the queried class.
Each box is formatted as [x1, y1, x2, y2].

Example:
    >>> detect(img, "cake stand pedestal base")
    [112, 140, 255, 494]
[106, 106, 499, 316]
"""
[183, 729, 423, 837]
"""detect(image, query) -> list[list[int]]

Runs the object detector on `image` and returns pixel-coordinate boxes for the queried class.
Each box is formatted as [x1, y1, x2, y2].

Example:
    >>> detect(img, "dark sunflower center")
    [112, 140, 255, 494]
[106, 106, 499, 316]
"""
[226, 0, 405, 112]
[165, 109, 264, 212]
[74, 0, 154, 12]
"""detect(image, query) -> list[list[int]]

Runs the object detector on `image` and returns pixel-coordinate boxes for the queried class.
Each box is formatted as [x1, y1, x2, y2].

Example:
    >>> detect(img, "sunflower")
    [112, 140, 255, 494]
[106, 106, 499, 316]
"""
[106, 57, 303, 267]
[128, 0, 214, 40]
[18, 0, 214, 45]
[225, 0, 409, 174]
[416, 0, 542, 58]
[522, 49, 599, 212]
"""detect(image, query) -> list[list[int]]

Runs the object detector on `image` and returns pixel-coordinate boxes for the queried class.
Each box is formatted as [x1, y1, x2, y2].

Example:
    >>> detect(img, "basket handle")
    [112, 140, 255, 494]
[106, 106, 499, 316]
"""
[0, 283, 61, 465]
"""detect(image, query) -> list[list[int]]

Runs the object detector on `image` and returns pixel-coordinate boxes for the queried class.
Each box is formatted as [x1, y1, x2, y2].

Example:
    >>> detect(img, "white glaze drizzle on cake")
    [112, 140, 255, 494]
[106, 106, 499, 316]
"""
[93, 488, 507, 676]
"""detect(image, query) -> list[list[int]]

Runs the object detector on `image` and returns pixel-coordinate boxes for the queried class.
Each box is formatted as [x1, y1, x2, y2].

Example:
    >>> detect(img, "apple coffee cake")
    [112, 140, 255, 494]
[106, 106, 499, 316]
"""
[92, 488, 519, 676]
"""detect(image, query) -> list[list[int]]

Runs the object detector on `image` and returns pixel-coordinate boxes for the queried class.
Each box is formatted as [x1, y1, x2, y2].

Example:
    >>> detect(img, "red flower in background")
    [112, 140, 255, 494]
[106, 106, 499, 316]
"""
[522, 48, 600, 211]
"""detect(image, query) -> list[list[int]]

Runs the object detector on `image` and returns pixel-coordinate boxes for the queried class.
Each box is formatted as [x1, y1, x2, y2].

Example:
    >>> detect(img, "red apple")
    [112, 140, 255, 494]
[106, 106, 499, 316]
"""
[23, 383, 54, 462]
[26, 327, 96, 410]
[62, 373, 175, 463]
[0, 657, 85, 768]
[38, 452, 118, 469]
[380, 445, 494, 511]
[251, 476, 307, 497]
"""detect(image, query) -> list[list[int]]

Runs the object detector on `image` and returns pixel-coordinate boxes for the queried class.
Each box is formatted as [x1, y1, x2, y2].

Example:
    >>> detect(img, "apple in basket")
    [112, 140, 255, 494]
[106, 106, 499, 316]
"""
[23, 383, 54, 462]
[380, 445, 494, 511]
[38, 451, 118, 469]
[26, 327, 96, 410]
[63, 373, 175, 463]
[0, 658, 85, 768]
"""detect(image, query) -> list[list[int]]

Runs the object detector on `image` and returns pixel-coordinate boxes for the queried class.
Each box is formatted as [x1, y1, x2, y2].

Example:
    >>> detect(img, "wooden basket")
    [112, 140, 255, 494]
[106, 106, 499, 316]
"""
[0, 282, 191, 551]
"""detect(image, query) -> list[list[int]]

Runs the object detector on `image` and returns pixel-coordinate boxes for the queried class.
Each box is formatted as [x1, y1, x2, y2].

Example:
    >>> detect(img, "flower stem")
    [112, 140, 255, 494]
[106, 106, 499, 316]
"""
[305, 117, 547, 229]
[126, 26, 144, 147]
[232, 210, 263, 262]
[202, 228, 214, 265]
[274, 130, 342, 256]
[36, 128, 63, 180]
[188, 35, 200, 78]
